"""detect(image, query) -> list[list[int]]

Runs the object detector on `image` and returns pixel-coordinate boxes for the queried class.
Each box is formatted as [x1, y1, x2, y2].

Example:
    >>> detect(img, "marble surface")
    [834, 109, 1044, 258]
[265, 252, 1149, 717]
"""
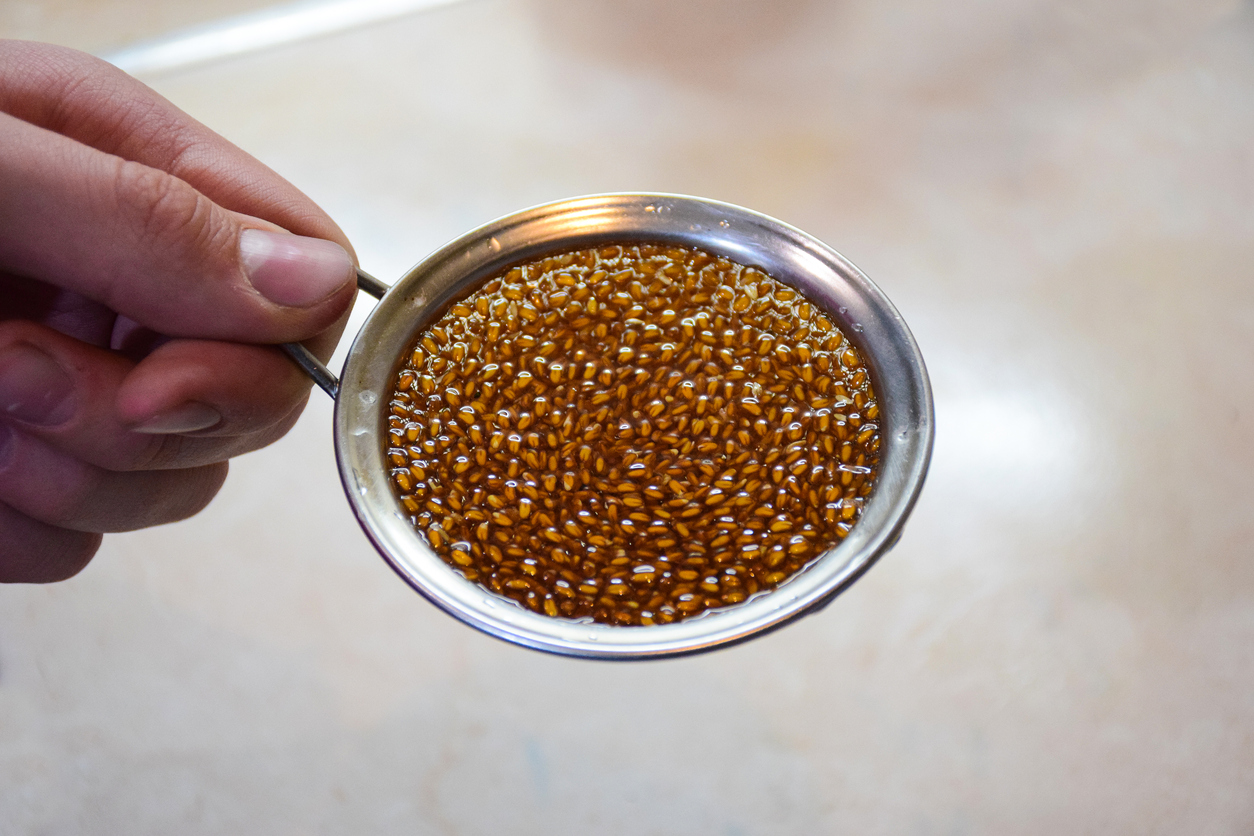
[3, 0, 1254, 832]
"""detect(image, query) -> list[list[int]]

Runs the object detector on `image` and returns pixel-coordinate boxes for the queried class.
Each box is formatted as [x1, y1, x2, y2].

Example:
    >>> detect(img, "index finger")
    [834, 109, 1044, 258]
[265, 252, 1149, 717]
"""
[0, 111, 356, 344]
[0, 40, 353, 256]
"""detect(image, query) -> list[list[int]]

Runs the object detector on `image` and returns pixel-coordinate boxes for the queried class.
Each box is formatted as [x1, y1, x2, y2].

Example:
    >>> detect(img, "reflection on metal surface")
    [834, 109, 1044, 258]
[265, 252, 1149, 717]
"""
[101, 0, 471, 76]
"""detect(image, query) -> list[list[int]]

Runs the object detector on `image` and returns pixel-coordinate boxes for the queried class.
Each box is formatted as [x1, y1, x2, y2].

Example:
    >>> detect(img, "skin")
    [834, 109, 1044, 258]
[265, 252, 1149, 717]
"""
[0, 41, 359, 581]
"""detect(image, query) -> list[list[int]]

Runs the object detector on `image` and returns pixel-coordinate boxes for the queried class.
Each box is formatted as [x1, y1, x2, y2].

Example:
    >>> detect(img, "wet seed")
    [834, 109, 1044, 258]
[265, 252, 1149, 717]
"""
[386, 243, 880, 625]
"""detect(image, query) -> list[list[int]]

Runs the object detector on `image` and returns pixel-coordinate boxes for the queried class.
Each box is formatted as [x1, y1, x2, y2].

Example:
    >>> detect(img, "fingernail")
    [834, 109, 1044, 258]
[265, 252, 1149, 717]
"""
[131, 402, 221, 435]
[0, 344, 76, 426]
[239, 229, 353, 308]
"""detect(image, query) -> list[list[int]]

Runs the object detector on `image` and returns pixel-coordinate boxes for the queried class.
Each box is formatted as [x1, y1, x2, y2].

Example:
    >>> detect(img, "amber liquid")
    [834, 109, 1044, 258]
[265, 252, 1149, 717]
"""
[385, 244, 880, 625]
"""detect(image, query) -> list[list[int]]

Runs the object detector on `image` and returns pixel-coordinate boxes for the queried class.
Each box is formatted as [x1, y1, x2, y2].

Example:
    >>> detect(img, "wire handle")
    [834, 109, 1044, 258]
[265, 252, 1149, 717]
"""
[282, 266, 388, 399]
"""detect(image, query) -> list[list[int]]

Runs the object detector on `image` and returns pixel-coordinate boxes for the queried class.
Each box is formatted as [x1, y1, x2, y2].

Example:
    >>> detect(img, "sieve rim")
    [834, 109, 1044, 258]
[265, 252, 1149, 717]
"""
[333, 193, 933, 659]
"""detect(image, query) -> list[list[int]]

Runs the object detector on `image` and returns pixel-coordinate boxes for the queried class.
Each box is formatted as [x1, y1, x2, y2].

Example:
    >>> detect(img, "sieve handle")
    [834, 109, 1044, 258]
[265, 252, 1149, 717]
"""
[282, 266, 388, 399]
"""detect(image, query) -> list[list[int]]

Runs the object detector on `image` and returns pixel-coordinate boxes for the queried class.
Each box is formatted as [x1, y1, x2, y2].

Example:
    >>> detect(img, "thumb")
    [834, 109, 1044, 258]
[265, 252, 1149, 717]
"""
[0, 111, 355, 344]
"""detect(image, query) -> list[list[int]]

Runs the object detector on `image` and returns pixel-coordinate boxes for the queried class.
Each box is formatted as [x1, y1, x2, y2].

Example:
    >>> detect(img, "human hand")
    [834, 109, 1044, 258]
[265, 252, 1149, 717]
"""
[0, 40, 358, 581]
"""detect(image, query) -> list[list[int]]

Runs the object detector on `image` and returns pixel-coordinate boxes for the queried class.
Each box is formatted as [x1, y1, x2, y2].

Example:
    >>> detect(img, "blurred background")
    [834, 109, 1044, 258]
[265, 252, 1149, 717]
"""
[2, 0, 1252, 832]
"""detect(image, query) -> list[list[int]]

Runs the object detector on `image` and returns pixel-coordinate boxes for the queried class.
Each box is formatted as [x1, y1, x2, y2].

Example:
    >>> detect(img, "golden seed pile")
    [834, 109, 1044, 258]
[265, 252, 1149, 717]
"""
[385, 244, 880, 626]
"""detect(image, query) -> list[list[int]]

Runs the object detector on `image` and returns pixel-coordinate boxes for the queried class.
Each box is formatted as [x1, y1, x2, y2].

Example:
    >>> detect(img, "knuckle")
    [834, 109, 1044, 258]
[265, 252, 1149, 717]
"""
[112, 160, 231, 268]
[113, 160, 205, 242]
[44, 474, 100, 528]
[165, 462, 229, 524]
[122, 433, 235, 474]
[103, 463, 228, 532]
[127, 431, 190, 471]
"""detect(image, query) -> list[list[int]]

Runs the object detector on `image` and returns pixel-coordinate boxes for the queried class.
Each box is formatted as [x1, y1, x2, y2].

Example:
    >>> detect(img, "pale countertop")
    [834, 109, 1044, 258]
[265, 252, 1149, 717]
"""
[2, 1, 1253, 833]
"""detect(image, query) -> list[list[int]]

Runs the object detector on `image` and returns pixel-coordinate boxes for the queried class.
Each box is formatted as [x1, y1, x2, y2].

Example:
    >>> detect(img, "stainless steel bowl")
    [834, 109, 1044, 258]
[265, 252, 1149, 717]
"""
[298, 193, 933, 659]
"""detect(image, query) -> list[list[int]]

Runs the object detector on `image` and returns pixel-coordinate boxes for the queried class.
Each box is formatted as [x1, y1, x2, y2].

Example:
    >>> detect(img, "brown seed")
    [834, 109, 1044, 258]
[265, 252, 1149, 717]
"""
[386, 243, 879, 625]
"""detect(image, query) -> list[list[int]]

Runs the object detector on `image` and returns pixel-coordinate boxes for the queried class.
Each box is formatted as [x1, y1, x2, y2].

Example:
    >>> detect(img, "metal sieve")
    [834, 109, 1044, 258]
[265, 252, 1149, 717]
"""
[286, 193, 933, 659]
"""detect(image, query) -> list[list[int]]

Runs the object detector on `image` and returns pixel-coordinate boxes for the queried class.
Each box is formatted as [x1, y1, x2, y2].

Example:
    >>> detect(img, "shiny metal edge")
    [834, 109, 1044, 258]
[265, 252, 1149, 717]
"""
[334, 193, 933, 659]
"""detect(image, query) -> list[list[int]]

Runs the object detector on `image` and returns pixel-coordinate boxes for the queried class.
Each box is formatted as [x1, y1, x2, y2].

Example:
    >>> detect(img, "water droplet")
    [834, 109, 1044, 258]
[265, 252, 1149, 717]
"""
[838, 306, 847, 315]
[852, 323, 863, 333]
[656, 204, 671, 214]
[482, 597, 497, 609]
[359, 391, 377, 405]
[898, 430, 908, 440]
[488, 236, 501, 252]
[718, 220, 730, 228]
[688, 224, 699, 231]
[587, 632, 600, 642]
[358, 485, 368, 496]
[352, 426, 368, 437]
